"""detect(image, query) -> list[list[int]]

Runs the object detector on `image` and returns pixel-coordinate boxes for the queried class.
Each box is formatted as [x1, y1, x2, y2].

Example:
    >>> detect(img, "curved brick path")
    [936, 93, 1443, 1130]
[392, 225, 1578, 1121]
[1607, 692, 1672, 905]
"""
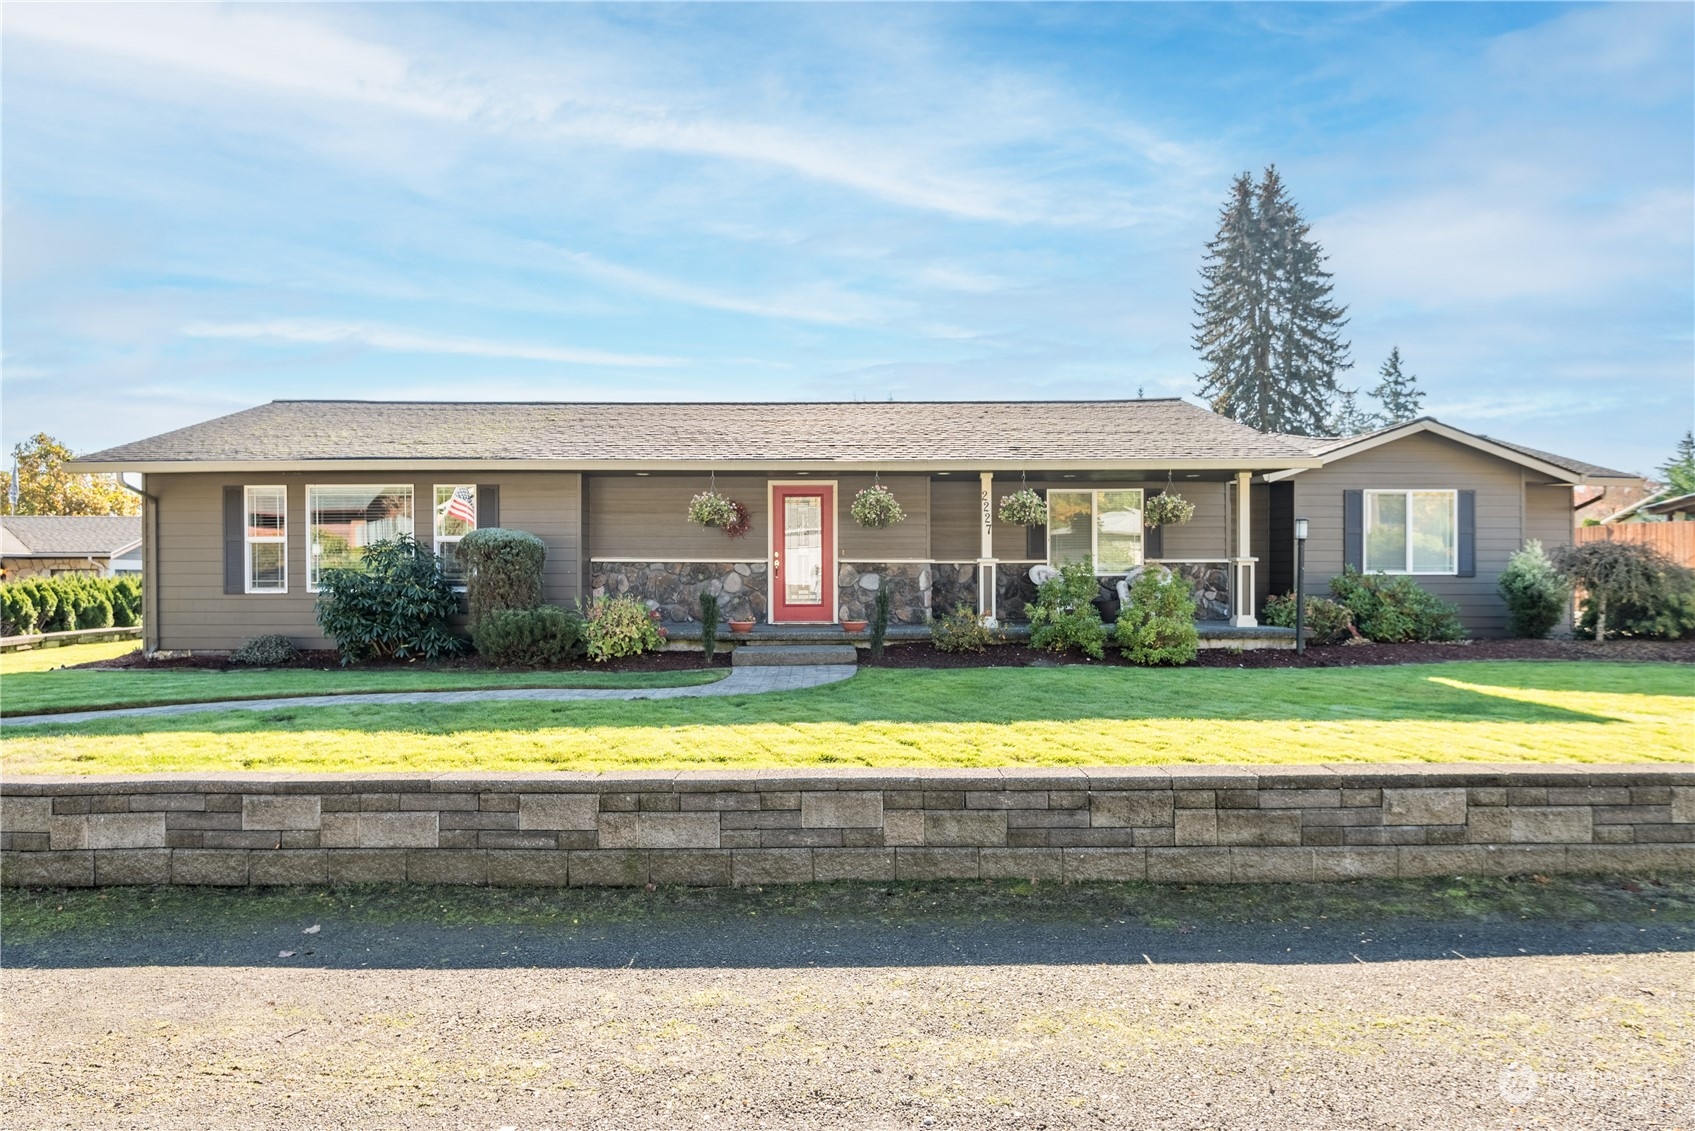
[0, 665, 855, 729]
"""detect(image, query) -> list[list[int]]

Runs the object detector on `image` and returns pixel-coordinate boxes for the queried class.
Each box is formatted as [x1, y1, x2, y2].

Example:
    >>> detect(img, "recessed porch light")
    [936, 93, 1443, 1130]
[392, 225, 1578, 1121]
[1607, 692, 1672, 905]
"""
[635, 472, 650, 476]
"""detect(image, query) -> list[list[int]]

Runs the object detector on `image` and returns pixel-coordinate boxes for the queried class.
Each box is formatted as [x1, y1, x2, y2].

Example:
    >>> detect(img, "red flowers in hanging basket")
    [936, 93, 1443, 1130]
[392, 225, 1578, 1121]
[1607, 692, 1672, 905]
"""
[722, 500, 751, 539]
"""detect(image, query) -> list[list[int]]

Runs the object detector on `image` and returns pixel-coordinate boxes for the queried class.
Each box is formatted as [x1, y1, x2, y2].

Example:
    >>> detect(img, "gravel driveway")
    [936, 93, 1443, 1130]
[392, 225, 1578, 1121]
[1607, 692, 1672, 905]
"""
[4, 881, 1690, 1130]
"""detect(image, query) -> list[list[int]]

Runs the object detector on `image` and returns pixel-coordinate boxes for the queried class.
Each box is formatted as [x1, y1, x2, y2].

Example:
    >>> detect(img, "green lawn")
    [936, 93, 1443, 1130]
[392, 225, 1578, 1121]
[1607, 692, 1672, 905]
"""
[2, 660, 1688, 775]
[0, 641, 724, 716]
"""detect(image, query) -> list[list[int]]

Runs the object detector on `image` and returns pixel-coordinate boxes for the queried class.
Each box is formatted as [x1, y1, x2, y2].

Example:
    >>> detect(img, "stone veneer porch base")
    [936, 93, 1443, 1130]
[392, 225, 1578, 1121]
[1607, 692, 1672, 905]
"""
[3, 765, 1689, 888]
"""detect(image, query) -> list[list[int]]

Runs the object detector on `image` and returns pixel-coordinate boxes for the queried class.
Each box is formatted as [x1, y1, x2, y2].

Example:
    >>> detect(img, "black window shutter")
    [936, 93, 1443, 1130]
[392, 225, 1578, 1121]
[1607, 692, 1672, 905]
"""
[477, 484, 500, 529]
[1024, 488, 1047, 560]
[1343, 490, 1364, 573]
[223, 486, 244, 594]
[1456, 490, 1476, 577]
[1144, 490, 1164, 560]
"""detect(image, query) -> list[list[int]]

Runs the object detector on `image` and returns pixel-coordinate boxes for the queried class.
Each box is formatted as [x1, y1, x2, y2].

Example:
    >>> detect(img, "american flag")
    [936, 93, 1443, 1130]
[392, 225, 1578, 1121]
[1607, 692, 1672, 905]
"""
[441, 486, 476, 526]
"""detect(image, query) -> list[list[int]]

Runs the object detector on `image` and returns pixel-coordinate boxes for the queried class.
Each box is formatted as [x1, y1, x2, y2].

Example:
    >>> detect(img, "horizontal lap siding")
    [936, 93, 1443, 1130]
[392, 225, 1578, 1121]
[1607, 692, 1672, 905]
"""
[152, 471, 580, 652]
[1524, 482, 1575, 552]
[1290, 433, 1562, 637]
[588, 475, 770, 561]
[837, 475, 929, 560]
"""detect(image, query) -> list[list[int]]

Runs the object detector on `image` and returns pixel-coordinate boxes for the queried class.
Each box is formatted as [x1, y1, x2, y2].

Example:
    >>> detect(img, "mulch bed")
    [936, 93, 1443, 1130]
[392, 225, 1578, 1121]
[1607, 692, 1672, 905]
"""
[861, 637, 1695, 670]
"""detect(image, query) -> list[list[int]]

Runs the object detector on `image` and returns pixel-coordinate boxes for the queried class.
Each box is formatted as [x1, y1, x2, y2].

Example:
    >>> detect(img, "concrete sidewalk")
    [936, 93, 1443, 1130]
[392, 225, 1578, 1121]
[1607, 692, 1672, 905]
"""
[0, 664, 856, 729]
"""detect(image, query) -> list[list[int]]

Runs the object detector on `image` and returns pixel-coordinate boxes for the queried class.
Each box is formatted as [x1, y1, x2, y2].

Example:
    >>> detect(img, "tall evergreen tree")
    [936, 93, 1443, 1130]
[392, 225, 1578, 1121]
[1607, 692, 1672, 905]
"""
[1369, 346, 1424, 424]
[1325, 388, 1382, 436]
[1194, 165, 1350, 436]
[1658, 431, 1695, 497]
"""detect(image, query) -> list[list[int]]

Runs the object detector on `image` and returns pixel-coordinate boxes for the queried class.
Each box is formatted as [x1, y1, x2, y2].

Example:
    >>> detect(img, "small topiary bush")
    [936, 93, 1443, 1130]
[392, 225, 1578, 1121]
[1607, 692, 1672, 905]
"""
[583, 595, 666, 662]
[870, 581, 891, 660]
[931, 603, 998, 653]
[75, 592, 114, 630]
[1028, 558, 1106, 659]
[1262, 593, 1354, 645]
[699, 592, 720, 664]
[472, 605, 586, 666]
[1329, 569, 1464, 643]
[314, 535, 465, 664]
[1114, 567, 1198, 665]
[1, 576, 144, 636]
[230, 634, 300, 667]
[1, 585, 38, 636]
[458, 528, 546, 630]
[1498, 540, 1570, 639]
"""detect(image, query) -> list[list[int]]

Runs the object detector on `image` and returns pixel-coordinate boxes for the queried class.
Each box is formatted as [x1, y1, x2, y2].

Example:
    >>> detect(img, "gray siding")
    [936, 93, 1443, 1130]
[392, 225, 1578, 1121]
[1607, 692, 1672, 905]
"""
[836, 475, 930, 561]
[151, 471, 580, 651]
[1290, 432, 1564, 637]
[586, 474, 769, 562]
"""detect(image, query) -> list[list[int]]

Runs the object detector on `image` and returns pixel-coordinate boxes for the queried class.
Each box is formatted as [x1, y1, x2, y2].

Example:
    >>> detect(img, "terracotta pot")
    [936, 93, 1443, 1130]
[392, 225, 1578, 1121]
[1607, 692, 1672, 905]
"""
[840, 620, 868, 633]
[727, 620, 756, 633]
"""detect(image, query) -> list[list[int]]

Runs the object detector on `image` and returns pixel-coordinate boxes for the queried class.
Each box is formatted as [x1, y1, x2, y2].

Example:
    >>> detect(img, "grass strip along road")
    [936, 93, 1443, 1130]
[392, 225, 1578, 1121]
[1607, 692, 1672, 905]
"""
[3, 658, 1687, 774]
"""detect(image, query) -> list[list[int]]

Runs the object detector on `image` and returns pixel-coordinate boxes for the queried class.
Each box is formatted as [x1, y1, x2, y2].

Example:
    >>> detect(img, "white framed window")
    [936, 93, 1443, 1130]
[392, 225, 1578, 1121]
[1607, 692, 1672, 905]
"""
[244, 486, 287, 594]
[1046, 489, 1144, 573]
[1365, 489, 1457, 575]
[307, 484, 414, 591]
[434, 484, 477, 587]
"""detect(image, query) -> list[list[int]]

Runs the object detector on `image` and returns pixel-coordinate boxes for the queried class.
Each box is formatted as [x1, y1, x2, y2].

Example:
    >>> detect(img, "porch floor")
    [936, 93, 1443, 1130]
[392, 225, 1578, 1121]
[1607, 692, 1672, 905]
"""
[662, 622, 1297, 650]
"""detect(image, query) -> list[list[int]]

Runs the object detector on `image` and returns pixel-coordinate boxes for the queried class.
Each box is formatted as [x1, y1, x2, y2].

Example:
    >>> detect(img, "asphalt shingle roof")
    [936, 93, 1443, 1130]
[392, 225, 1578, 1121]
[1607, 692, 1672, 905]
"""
[77, 399, 1320, 466]
[1303, 418, 1637, 480]
[1, 515, 142, 557]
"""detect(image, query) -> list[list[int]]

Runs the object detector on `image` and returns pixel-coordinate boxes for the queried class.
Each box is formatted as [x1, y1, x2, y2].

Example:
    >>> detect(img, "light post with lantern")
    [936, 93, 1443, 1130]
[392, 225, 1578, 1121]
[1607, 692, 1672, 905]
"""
[1294, 517, 1309, 656]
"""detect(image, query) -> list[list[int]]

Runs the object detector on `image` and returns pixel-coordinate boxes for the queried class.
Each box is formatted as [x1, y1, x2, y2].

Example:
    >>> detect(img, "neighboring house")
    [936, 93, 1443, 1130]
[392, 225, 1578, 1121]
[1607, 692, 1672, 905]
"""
[1641, 493, 1695, 520]
[1574, 479, 1659, 528]
[0, 515, 143, 581]
[70, 400, 1638, 653]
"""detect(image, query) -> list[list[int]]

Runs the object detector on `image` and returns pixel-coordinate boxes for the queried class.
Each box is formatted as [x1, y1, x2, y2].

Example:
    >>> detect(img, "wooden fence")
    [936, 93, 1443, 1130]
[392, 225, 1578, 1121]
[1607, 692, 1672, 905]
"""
[1576, 522, 1695, 567]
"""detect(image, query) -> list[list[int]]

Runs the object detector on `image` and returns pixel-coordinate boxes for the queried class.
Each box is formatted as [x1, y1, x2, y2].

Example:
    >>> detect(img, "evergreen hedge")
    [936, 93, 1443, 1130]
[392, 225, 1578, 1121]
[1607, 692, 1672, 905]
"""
[458, 528, 547, 630]
[0, 574, 141, 636]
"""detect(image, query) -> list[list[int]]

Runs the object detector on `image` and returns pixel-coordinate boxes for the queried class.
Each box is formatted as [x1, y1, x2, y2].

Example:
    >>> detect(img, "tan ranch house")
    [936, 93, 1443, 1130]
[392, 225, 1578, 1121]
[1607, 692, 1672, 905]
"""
[70, 399, 1637, 654]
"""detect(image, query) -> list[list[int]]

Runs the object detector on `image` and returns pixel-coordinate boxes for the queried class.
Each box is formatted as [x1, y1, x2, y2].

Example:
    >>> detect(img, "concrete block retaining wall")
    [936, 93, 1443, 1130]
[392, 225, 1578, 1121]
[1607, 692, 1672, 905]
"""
[2, 766, 1690, 888]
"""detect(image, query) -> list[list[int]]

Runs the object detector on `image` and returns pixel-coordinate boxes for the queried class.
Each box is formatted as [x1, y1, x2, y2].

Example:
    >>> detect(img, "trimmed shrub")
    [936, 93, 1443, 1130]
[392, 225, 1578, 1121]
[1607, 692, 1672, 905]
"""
[870, 582, 891, 660]
[699, 592, 720, 664]
[1498, 540, 1570, 639]
[314, 535, 465, 664]
[931, 604, 998, 653]
[22, 581, 59, 634]
[458, 528, 546, 630]
[113, 577, 143, 625]
[472, 605, 587, 666]
[1554, 540, 1680, 643]
[1, 586, 38, 636]
[1114, 567, 1198, 665]
[1028, 558, 1107, 659]
[75, 592, 114, 630]
[583, 595, 666, 662]
[1329, 569, 1464, 643]
[1262, 593, 1354, 645]
[230, 634, 300, 667]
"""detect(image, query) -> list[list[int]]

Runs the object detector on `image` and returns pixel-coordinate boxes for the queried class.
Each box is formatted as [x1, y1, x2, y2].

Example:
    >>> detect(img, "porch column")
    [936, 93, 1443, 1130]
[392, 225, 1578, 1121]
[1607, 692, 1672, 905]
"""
[1230, 470, 1257, 627]
[979, 471, 997, 625]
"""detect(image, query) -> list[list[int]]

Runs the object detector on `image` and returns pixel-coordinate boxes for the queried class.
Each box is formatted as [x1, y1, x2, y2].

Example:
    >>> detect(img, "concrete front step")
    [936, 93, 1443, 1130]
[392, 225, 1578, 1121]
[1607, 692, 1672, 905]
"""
[732, 644, 859, 667]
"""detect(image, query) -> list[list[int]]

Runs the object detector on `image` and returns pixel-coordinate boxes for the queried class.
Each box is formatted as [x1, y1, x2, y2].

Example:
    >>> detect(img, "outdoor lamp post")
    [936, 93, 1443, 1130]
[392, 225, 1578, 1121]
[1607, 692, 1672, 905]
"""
[1294, 517, 1309, 656]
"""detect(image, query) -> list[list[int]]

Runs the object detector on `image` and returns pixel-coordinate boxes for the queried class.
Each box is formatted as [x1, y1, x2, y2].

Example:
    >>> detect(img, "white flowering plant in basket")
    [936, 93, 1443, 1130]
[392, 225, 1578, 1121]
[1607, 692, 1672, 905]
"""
[1143, 492, 1197, 527]
[997, 488, 1048, 527]
[850, 484, 905, 528]
[687, 490, 737, 529]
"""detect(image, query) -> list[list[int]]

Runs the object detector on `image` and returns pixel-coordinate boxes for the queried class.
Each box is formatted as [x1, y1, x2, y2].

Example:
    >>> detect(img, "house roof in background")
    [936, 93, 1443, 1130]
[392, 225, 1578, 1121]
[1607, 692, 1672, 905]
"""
[1641, 492, 1695, 517]
[1269, 418, 1640, 484]
[72, 399, 1324, 471]
[1, 515, 142, 558]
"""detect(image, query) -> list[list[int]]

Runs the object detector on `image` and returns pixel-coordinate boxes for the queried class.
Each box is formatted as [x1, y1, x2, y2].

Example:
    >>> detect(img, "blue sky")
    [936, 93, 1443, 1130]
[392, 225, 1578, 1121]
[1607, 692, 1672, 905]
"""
[3, 2, 1690, 475]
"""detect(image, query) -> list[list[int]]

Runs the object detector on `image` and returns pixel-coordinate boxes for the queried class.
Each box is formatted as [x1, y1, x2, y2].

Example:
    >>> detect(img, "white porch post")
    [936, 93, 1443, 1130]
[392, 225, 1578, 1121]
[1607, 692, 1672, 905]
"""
[1230, 470, 1258, 627]
[979, 471, 998, 625]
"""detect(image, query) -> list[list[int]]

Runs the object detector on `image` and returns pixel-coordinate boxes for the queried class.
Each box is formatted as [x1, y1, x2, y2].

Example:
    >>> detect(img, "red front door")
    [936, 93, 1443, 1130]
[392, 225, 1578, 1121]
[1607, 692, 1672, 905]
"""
[771, 484, 835, 622]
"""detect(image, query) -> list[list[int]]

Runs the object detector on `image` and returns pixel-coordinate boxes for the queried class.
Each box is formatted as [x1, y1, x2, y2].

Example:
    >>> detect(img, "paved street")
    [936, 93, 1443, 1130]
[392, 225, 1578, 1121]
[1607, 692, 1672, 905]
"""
[3, 882, 1690, 1130]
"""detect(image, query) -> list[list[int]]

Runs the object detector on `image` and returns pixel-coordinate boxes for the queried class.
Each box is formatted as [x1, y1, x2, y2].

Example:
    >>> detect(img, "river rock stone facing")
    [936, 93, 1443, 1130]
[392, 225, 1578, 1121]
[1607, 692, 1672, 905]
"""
[1170, 562, 1230, 621]
[838, 563, 929, 624]
[590, 562, 769, 623]
[929, 562, 978, 620]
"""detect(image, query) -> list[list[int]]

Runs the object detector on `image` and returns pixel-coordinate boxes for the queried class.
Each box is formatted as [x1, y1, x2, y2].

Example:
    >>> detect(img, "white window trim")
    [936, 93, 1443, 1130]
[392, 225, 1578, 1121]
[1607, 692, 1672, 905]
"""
[305, 484, 415, 593]
[434, 484, 477, 591]
[1363, 488, 1458, 576]
[244, 485, 288, 595]
[1045, 488, 1145, 575]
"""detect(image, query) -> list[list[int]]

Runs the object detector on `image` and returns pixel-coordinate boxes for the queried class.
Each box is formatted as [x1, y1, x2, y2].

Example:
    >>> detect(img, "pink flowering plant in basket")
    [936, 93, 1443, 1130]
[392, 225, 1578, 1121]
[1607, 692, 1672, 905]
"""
[850, 484, 905, 528]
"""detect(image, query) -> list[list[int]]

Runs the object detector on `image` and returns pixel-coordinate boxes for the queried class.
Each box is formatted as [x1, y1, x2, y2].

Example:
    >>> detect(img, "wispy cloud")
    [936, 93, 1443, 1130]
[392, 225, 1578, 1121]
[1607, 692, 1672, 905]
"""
[181, 320, 683, 368]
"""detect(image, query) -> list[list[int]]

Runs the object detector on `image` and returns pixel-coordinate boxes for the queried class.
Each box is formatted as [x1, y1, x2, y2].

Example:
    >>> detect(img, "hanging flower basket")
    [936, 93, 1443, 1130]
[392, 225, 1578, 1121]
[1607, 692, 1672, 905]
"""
[850, 484, 905, 529]
[687, 490, 737, 529]
[998, 488, 1047, 527]
[722, 500, 751, 540]
[1144, 492, 1197, 527]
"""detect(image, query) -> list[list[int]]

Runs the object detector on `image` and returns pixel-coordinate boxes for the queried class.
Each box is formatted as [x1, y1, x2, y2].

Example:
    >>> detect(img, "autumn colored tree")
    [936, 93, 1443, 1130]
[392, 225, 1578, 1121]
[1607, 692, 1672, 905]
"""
[0, 433, 140, 516]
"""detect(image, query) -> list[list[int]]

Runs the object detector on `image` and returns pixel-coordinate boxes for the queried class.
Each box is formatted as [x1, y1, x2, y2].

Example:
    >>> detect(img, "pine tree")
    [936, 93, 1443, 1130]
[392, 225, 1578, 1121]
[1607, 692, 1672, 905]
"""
[1194, 166, 1350, 435]
[1658, 431, 1695, 497]
[1325, 388, 1382, 437]
[1369, 347, 1424, 424]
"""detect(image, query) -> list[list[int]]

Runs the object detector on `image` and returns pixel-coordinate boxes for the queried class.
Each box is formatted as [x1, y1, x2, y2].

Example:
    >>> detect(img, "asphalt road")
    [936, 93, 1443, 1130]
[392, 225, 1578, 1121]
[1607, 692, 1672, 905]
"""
[4, 895, 1691, 1131]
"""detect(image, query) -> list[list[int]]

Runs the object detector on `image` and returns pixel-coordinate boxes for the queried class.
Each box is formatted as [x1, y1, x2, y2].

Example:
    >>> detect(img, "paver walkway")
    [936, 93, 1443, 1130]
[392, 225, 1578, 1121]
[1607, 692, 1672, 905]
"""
[0, 664, 854, 729]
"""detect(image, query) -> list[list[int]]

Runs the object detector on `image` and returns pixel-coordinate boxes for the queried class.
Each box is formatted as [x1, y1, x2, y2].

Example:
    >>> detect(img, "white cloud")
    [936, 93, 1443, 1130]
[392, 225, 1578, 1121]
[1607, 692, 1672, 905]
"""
[180, 320, 683, 368]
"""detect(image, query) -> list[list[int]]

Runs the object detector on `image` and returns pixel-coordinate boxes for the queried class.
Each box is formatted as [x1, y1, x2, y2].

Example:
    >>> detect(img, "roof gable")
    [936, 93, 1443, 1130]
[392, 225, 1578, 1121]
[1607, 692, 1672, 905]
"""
[1265, 418, 1639, 484]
